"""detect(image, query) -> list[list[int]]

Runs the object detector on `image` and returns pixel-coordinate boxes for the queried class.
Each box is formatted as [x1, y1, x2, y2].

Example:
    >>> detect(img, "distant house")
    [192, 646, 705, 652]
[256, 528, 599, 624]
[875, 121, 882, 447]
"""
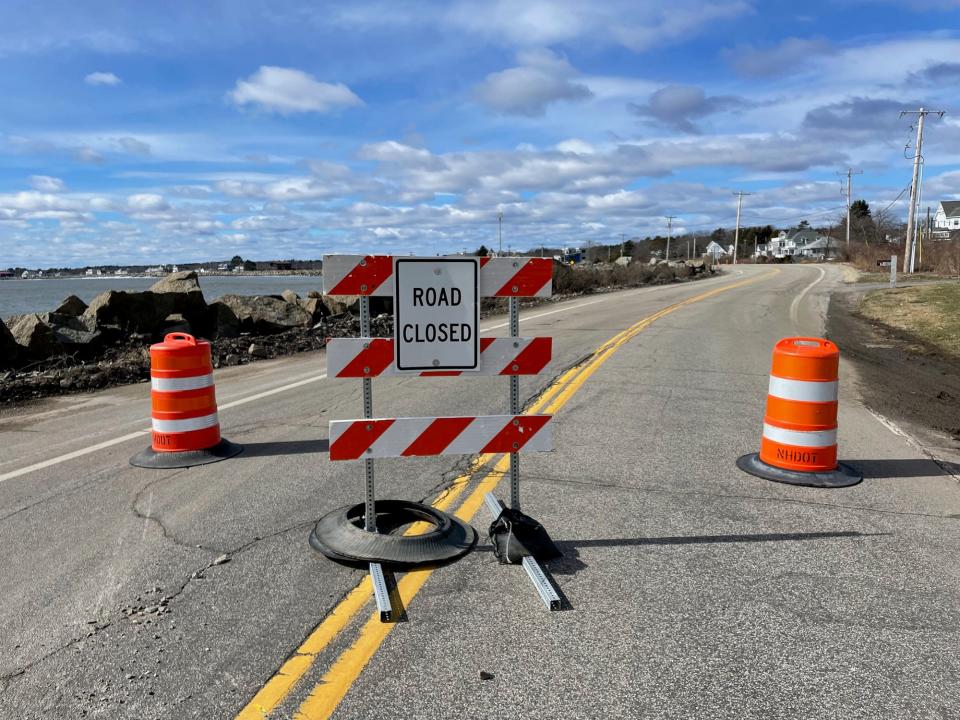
[765, 228, 841, 260]
[934, 200, 960, 237]
[703, 240, 731, 260]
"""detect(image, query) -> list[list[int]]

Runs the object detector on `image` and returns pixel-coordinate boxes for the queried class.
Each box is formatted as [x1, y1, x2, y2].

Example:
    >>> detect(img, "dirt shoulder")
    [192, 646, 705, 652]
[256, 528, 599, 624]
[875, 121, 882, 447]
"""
[827, 286, 960, 465]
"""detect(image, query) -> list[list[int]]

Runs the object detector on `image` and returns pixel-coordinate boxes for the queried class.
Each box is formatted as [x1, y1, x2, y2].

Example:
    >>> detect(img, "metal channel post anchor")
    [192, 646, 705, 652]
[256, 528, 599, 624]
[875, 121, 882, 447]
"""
[483, 491, 561, 612]
[359, 291, 392, 622]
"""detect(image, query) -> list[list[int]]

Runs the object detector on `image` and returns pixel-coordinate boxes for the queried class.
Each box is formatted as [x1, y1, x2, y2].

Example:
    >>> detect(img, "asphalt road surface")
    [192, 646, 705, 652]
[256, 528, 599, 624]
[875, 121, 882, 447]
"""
[2, 264, 958, 719]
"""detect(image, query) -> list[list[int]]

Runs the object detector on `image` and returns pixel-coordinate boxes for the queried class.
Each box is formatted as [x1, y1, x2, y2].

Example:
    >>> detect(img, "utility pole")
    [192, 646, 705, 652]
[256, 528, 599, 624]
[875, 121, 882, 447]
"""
[900, 108, 944, 273]
[498, 210, 503, 255]
[837, 167, 863, 246]
[732, 191, 751, 265]
[665, 216, 676, 260]
[620, 233, 625, 258]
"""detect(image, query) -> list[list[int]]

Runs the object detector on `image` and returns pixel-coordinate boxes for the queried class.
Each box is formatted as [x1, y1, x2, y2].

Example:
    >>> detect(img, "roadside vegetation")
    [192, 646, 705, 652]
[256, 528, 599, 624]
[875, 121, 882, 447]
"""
[859, 283, 960, 358]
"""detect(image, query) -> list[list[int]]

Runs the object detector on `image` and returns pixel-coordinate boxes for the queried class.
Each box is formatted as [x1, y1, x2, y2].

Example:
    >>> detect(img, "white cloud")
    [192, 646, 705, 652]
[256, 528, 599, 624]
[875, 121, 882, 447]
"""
[75, 147, 104, 164]
[474, 49, 592, 117]
[127, 193, 170, 212]
[725, 37, 834, 77]
[28, 175, 66, 192]
[230, 66, 363, 114]
[84, 71, 121, 86]
[630, 85, 745, 133]
[447, 0, 750, 52]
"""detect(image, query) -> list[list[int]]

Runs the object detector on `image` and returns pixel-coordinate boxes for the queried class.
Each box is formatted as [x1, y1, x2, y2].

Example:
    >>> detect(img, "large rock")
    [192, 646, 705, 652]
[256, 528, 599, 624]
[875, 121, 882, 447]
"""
[11, 314, 61, 360]
[207, 301, 240, 338]
[215, 294, 312, 334]
[301, 296, 339, 324]
[322, 295, 357, 316]
[0, 319, 20, 368]
[82, 290, 156, 333]
[156, 313, 192, 339]
[53, 295, 87, 317]
[149, 271, 209, 335]
[281, 289, 300, 304]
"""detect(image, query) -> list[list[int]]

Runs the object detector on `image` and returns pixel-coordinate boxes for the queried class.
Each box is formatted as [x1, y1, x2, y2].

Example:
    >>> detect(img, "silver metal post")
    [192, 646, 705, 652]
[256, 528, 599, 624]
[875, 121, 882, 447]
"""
[360, 291, 391, 621]
[360, 295, 376, 533]
[509, 295, 520, 510]
[484, 491, 560, 611]
[890, 255, 897, 288]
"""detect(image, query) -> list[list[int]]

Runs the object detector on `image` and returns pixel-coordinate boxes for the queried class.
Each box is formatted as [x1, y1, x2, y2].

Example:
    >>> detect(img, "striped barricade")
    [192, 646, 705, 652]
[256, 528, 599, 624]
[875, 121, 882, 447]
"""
[326, 336, 552, 377]
[130, 332, 242, 469]
[329, 414, 552, 460]
[323, 255, 553, 298]
[737, 337, 860, 487]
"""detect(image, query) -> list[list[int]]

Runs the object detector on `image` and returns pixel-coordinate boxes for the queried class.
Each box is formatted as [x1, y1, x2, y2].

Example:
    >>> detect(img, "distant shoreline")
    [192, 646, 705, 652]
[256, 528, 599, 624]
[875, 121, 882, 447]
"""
[2, 270, 323, 281]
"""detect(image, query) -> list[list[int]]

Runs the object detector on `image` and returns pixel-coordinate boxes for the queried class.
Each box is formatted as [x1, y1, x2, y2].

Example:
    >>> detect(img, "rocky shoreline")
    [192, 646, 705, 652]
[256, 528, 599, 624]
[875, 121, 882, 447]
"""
[1, 261, 713, 406]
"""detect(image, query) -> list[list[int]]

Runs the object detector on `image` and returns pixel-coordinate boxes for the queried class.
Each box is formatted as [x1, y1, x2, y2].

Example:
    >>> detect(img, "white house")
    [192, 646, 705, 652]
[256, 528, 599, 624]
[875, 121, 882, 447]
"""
[934, 200, 960, 235]
[765, 228, 841, 260]
[703, 240, 731, 260]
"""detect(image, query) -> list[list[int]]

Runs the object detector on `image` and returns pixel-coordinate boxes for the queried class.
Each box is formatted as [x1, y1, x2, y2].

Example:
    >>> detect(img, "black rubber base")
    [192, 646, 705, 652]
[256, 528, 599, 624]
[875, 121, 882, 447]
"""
[129, 438, 243, 469]
[736, 453, 862, 488]
[310, 499, 477, 569]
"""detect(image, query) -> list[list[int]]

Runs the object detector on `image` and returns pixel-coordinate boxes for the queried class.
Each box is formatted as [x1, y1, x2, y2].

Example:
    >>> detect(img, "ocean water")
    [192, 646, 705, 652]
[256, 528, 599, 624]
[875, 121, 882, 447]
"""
[0, 275, 325, 320]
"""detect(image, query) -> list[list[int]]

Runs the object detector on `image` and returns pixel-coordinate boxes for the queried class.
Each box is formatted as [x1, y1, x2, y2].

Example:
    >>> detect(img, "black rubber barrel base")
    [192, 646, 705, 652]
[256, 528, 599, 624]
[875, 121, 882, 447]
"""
[129, 438, 243, 469]
[736, 453, 862, 488]
[310, 499, 477, 570]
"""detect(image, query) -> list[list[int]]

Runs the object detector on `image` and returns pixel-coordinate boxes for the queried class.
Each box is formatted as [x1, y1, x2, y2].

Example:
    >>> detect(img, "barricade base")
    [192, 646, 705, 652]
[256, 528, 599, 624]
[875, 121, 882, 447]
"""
[129, 438, 243, 469]
[736, 452, 861, 488]
[309, 499, 477, 569]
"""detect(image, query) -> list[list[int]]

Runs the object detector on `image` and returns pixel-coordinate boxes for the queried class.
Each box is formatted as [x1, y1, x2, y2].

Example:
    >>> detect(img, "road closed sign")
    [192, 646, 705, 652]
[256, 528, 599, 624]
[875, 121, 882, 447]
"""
[394, 257, 480, 371]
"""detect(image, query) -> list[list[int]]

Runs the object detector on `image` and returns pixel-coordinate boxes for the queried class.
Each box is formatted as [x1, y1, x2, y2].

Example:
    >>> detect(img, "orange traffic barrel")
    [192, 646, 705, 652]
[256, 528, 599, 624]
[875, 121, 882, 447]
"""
[130, 333, 242, 468]
[737, 337, 860, 487]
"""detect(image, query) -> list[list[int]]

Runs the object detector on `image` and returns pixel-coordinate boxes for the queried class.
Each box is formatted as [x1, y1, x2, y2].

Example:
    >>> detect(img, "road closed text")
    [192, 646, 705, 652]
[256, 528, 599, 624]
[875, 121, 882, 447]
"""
[401, 287, 473, 343]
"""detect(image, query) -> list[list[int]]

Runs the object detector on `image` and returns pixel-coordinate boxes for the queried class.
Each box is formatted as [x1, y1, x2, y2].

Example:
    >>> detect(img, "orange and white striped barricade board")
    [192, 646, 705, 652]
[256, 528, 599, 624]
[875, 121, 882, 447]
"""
[329, 415, 552, 460]
[322, 255, 553, 298]
[326, 337, 552, 377]
[312, 254, 561, 617]
[737, 337, 860, 488]
[130, 332, 242, 469]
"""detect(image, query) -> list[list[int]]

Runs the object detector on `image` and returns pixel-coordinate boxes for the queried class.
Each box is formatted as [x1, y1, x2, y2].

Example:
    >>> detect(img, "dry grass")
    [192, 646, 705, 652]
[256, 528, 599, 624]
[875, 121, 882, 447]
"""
[860, 282, 960, 358]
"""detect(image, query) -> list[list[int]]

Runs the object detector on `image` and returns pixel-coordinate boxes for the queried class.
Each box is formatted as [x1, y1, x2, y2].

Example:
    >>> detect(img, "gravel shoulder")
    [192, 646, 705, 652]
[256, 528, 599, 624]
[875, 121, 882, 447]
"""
[827, 286, 960, 471]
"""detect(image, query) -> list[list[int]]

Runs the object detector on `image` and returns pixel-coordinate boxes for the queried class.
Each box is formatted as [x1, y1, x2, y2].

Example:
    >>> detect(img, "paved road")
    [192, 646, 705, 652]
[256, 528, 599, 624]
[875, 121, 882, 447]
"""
[2, 265, 958, 719]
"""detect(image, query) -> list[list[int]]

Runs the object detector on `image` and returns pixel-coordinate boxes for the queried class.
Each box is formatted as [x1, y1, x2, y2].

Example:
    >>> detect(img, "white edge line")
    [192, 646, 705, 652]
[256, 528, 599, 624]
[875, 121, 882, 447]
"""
[790, 265, 826, 328]
[0, 273, 737, 484]
[0, 373, 329, 484]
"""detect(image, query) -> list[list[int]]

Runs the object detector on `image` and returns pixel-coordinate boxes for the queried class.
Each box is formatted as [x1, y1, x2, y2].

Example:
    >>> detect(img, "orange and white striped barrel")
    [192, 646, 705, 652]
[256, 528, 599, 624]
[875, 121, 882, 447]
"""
[148, 333, 222, 452]
[759, 337, 839, 472]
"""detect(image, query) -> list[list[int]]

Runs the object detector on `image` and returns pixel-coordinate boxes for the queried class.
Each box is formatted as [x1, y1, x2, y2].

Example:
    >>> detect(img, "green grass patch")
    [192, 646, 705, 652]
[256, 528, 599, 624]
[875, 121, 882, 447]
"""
[860, 282, 960, 358]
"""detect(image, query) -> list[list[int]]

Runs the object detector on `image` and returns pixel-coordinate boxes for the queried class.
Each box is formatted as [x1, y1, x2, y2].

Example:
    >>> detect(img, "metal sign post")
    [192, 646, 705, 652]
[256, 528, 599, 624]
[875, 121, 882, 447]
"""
[509, 295, 521, 510]
[359, 293, 392, 620]
[890, 254, 897, 288]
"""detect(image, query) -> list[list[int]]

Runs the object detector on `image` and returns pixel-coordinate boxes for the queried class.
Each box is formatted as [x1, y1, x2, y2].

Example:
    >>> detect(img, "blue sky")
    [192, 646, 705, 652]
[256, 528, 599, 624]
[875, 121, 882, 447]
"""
[2, 0, 960, 267]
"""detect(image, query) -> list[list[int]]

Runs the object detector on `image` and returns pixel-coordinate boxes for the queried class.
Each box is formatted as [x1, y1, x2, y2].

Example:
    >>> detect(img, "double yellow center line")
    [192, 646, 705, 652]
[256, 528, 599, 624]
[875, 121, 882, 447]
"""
[237, 269, 777, 720]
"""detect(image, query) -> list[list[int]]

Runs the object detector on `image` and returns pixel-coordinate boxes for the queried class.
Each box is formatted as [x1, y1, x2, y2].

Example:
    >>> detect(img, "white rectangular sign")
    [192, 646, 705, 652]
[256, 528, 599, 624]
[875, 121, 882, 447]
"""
[394, 257, 480, 372]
